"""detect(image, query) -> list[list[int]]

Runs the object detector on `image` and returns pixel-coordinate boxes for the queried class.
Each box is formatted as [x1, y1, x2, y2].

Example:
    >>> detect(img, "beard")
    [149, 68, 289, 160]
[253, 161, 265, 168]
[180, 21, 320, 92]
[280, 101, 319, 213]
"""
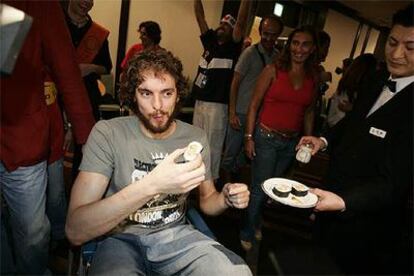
[261, 39, 275, 52]
[136, 105, 180, 134]
[216, 27, 231, 43]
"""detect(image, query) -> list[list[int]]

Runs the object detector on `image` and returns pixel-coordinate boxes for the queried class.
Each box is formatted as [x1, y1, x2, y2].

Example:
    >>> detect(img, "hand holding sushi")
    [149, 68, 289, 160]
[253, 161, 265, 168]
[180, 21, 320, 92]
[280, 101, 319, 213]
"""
[147, 148, 206, 194]
[183, 141, 203, 162]
[296, 136, 327, 155]
[222, 183, 250, 209]
[311, 188, 346, 212]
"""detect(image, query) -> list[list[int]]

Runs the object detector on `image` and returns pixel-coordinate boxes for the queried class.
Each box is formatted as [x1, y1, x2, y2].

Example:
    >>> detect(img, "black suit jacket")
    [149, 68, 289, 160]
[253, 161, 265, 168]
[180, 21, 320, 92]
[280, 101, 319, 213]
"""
[316, 74, 413, 273]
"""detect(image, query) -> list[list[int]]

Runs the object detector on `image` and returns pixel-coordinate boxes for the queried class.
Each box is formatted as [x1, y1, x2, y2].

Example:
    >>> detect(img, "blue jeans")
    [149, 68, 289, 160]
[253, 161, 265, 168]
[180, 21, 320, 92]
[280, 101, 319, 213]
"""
[0, 161, 50, 274]
[240, 126, 296, 242]
[221, 113, 248, 173]
[89, 222, 252, 275]
[1, 210, 15, 274]
[47, 158, 67, 240]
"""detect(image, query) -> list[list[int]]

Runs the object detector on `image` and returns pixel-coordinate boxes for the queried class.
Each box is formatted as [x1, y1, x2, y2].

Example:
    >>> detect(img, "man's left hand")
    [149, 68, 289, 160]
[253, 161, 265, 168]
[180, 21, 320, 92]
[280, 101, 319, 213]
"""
[311, 188, 346, 212]
[222, 183, 249, 209]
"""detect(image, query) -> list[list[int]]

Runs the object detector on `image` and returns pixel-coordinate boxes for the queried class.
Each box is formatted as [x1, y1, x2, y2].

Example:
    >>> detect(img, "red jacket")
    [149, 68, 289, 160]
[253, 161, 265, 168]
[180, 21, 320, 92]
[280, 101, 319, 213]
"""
[0, 0, 95, 171]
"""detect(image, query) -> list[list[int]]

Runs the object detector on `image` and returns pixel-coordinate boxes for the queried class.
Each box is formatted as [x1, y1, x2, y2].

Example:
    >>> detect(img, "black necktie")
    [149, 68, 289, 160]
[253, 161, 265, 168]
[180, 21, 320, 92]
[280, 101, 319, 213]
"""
[385, 80, 396, 93]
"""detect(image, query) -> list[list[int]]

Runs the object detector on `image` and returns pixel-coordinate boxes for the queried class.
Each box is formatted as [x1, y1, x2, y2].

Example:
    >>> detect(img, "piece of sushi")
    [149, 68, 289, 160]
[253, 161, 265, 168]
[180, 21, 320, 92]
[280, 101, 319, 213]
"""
[183, 141, 203, 162]
[272, 182, 292, 198]
[291, 182, 309, 197]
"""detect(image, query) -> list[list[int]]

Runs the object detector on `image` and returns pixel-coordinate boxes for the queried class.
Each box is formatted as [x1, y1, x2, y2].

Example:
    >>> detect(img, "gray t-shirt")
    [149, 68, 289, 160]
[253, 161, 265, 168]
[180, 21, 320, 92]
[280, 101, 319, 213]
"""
[80, 116, 211, 234]
[235, 44, 278, 115]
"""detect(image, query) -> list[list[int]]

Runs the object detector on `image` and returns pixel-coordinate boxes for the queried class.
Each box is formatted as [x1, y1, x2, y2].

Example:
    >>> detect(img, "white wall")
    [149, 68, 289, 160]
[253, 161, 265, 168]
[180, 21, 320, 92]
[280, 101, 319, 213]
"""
[354, 25, 379, 55]
[89, 0, 224, 93]
[89, 1, 121, 78]
[89, 1, 381, 98]
[354, 24, 369, 56]
[323, 9, 361, 97]
[364, 28, 380, 54]
[127, 0, 224, 82]
[323, 9, 380, 98]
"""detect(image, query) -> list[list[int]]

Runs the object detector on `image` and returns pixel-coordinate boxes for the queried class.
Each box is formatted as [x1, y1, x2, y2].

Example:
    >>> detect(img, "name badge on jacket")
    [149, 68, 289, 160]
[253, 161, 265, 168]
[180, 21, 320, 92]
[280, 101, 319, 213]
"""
[369, 127, 387, 138]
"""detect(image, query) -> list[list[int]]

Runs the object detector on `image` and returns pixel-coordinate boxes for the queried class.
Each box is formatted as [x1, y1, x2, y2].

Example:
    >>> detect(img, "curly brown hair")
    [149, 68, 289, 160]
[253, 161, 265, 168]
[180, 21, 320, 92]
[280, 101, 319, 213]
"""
[120, 49, 188, 115]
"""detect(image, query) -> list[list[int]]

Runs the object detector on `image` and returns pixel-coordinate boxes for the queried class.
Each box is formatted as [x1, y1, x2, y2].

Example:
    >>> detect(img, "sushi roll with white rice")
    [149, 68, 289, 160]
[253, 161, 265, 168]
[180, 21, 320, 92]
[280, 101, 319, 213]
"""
[183, 141, 203, 162]
[291, 182, 309, 197]
[272, 182, 292, 198]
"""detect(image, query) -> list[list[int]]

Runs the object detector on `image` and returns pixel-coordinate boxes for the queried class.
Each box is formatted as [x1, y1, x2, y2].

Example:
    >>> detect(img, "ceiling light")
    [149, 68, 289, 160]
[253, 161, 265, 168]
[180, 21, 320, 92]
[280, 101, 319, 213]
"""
[274, 3, 284, 17]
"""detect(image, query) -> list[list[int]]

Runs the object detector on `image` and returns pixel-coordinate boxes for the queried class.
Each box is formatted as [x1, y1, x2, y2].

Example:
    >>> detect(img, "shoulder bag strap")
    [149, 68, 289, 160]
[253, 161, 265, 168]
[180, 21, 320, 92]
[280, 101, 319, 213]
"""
[254, 43, 266, 68]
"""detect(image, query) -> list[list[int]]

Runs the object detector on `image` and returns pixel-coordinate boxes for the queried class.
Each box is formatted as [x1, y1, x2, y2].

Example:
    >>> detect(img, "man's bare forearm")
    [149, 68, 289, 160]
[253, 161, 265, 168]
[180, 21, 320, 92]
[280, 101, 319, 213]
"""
[66, 176, 156, 246]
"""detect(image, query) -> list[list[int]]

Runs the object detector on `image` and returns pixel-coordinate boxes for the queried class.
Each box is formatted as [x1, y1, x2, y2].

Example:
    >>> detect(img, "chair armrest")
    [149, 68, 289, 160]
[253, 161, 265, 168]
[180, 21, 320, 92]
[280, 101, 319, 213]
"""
[186, 206, 216, 240]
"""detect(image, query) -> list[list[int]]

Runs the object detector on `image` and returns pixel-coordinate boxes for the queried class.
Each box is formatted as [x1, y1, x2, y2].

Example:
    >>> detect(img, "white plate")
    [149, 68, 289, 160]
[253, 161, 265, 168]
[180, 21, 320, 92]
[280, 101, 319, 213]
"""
[261, 178, 318, 208]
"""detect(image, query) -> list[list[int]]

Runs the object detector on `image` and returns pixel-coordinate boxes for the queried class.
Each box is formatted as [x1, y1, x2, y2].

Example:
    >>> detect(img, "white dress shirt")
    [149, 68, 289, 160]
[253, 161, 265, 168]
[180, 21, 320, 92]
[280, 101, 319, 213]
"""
[367, 75, 414, 117]
[320, 75, 414, 150]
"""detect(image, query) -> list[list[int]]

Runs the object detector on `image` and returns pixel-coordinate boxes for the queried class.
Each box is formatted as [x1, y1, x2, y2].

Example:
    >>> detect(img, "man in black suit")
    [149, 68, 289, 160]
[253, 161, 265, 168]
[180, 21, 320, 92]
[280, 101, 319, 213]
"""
[296, 4, 413, 274]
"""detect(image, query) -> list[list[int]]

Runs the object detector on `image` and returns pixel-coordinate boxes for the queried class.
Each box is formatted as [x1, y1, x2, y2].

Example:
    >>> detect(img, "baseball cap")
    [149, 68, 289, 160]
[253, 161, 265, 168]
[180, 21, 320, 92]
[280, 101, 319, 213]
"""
[220, 14, 236, 29]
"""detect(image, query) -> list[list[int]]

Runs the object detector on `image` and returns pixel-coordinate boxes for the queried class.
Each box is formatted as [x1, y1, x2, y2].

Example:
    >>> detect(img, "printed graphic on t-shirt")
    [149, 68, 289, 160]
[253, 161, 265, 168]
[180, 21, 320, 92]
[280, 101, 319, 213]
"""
[128, 152, 186, 228]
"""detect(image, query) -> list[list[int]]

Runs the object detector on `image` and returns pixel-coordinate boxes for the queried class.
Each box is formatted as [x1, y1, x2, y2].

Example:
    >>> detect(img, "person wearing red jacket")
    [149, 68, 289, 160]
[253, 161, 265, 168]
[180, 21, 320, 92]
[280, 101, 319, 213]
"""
[0, 1, 94, 274]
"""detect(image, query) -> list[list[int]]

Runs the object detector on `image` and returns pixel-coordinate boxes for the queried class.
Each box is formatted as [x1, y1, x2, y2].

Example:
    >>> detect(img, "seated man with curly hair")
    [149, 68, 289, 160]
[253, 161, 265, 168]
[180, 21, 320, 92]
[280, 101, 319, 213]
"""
[66, 49, 252, 275]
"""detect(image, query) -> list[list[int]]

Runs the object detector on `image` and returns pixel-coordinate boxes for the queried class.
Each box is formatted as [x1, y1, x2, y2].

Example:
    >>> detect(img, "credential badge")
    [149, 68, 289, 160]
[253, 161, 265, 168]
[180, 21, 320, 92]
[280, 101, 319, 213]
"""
[369, 127, 387, 138]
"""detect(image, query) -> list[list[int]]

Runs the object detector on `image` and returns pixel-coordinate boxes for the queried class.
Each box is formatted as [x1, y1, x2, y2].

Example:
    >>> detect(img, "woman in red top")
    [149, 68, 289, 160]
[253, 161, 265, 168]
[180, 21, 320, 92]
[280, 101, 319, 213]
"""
[240, 26, 319, 250]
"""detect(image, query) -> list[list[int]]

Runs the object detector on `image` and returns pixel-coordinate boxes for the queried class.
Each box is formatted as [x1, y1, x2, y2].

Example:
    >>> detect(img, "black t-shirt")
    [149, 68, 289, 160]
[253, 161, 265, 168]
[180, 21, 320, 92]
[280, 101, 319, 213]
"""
[192, 29, 242, 104]
[66, 15, 112, 120]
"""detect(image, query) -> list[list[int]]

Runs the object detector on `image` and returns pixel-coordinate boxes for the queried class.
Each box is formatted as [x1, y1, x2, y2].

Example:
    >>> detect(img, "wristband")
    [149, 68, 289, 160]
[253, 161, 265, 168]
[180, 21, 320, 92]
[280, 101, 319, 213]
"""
[244, 134, 252, 139]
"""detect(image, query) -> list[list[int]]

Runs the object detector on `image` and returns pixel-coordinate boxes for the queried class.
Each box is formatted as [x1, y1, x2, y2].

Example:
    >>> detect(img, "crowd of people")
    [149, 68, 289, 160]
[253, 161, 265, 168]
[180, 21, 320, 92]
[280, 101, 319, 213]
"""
[1, 0, 412, 275]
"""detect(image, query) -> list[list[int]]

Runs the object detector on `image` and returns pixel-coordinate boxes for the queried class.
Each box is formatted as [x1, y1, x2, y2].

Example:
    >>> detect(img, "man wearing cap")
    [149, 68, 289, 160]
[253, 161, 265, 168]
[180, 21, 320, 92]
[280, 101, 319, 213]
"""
[192, 0, 251, 182]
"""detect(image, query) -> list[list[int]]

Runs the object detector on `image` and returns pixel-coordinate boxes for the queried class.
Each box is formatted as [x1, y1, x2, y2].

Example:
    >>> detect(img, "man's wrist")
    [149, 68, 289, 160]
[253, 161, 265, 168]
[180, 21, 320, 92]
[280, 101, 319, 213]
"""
[319, 137, 328, 151]
[138, 175, 158, 197]
[64, 122, 72, 131]
[339, 197, 346, 212]
[222, 191, 233, 209]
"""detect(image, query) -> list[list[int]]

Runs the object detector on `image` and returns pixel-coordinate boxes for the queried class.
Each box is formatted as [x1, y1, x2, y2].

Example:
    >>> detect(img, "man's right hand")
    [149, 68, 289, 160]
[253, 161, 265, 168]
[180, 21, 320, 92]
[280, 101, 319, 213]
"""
[229, 113, 241, 130]
[296, 136, 326, 155]
[146, 148, 206, 195]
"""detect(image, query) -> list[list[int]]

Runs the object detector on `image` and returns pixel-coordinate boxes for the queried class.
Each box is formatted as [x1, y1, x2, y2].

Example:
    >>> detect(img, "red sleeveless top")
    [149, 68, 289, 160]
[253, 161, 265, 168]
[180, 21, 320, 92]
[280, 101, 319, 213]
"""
[259, 70, 316, 132]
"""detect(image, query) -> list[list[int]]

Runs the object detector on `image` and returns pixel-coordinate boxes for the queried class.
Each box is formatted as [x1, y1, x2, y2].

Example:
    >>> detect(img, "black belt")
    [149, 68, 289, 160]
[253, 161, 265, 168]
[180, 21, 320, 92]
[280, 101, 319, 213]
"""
[259, 123, 299, 140]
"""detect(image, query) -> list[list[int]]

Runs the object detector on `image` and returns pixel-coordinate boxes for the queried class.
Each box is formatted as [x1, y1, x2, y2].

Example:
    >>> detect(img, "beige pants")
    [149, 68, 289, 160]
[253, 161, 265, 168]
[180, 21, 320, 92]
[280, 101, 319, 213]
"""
[193, 100, 228, 180]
